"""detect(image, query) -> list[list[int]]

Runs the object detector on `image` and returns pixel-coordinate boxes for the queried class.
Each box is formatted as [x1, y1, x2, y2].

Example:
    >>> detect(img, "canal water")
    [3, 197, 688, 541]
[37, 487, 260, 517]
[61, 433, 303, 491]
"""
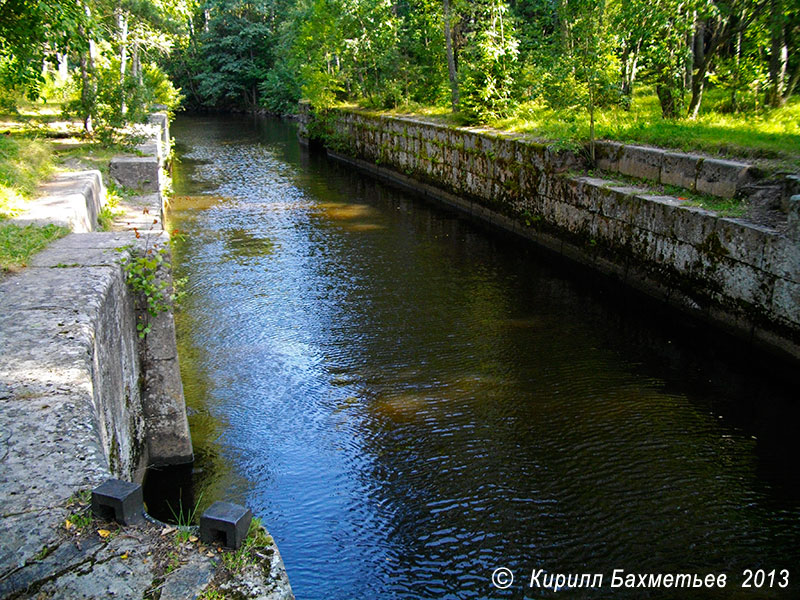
[167, 114, 799, 599]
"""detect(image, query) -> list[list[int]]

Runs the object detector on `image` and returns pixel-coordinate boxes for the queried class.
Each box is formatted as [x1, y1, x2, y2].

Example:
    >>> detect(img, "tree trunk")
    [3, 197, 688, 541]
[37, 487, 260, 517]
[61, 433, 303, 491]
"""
[657, 82, 680, 118]
[687, 76, 705, 118]
[57, 53, 69, 80]
[589, 82, 595, 163]
[731, 22, 742, 111]
[620, 39, 641, 106]
[783, 62, 800, 101]
[118, 10, 128, 115]
[132, 43, 142, 85]
[443, 0, 459, 111]
[684, 15, 695, 89]
[766, 0, 787, 107]
[693, 18, 705, 79]
[688, 20, 717, 118]
[79, 51, 93, 133]
[78, 4, 95, 134]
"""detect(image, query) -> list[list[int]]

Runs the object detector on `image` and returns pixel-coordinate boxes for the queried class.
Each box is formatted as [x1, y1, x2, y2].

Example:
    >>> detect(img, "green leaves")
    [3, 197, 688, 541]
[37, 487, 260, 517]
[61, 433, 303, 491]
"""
[459, 0, 521, 122]
[121, 241, 177, 338]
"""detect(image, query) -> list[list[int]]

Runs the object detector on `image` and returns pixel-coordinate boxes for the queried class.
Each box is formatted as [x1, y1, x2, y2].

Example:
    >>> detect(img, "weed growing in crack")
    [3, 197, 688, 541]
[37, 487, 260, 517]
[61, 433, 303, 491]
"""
[167, 492, 203, 543]
[220, 518, 273, 574]
[118, 212, 182, 338]
[64, 489, 92, 533]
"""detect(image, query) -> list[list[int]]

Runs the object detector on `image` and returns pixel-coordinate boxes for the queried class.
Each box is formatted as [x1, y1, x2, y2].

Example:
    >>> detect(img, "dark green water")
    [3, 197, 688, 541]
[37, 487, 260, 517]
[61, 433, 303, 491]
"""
[168, 114, 800, 599]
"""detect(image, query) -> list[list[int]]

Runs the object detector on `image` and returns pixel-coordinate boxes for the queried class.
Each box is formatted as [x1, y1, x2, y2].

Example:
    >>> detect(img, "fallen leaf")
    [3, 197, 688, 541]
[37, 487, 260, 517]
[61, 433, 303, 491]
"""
[97, 529, 111, 538]
[64, 519, 74, 530]
[189, 535, 199, 543]
[206, 552, 215, 557]
[121, 553, 129, 560]
[161, 526, 176, 536]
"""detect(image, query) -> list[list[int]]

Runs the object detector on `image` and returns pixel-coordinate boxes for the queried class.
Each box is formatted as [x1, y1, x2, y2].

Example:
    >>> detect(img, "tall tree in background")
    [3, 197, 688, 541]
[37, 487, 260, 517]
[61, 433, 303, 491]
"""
[443, 0, 459, 110]
[459, 0, 519, 121]
[0, 0, 84, 95]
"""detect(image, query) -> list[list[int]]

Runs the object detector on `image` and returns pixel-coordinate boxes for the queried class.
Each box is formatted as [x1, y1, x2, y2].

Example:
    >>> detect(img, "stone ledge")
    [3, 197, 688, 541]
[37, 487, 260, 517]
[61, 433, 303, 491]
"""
[109, 156, 161, 192]
[13, 170, 105, 232]
[594, 141, 755, 199]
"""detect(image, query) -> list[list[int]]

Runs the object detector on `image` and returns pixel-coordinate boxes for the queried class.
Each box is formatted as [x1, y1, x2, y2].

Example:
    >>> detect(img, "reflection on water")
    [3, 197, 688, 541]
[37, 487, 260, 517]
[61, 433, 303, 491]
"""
[169, 114, 800, 600]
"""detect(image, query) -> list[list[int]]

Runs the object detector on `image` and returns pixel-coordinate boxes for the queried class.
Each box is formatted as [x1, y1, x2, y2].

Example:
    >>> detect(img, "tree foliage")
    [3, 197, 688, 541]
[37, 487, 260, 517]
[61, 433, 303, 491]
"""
[161, 0, 797, 122]
[5, 0, 795, 131]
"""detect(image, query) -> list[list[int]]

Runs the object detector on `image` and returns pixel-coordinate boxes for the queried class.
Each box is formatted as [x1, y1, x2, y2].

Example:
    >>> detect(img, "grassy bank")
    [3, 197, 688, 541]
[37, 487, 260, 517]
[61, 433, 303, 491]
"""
[0, 223, 69, 272]
[0, 101, 135, 272]
[0, 135, 54, 219]
[374, 88, 800, 170]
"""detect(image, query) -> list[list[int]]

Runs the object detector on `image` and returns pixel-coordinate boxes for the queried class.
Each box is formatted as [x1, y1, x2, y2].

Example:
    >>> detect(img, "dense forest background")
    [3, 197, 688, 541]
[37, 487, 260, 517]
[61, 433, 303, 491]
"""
[1, 0, 798, 130]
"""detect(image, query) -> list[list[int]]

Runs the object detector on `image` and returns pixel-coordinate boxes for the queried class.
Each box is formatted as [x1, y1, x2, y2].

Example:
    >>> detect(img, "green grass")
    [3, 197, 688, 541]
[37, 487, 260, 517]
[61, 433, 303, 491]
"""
[0, 223, 69, 272]
[220, 518, 273, 574]
[0, 135, 54, 218]
[97, 184, 125, 231]
[54, 139, 136, 177]
[367, 87, 800, 169]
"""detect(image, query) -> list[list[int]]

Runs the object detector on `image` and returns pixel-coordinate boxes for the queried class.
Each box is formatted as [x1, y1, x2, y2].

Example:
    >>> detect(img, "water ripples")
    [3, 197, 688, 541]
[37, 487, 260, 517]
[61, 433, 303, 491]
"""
[169, 115, 800, 600]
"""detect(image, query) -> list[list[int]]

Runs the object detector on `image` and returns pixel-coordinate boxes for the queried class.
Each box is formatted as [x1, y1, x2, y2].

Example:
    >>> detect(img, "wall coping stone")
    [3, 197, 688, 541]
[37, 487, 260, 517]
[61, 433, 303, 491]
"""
[12, 170, 105, 232]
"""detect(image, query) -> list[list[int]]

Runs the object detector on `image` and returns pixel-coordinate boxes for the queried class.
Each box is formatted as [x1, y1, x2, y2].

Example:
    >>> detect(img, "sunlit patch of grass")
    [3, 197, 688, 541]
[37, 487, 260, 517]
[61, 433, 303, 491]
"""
[53, 139, 132, 176]
[494, 90, 800, 166]
[0, 135, 54, 219]
[97, 184, 126, 231]
[377, 88, 799, 168]
[0, 223, 69, 272]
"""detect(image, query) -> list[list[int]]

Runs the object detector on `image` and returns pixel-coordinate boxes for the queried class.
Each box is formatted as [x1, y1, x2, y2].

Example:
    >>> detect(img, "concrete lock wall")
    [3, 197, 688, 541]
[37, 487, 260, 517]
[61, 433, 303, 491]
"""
[0, 113, 191, 536]
[299, 105, 800, 362]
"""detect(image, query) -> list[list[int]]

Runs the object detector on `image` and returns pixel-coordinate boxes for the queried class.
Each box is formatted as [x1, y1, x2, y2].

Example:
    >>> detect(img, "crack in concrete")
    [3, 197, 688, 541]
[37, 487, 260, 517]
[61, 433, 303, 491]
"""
[0, 507, 49, 519]
[0, 538, 104, 599]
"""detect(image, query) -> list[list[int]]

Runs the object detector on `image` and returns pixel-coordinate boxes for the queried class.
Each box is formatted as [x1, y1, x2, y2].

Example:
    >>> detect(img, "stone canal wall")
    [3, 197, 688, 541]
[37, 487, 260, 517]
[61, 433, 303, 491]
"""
[0, 116, 294, 599]
[300, 106, 800, 362]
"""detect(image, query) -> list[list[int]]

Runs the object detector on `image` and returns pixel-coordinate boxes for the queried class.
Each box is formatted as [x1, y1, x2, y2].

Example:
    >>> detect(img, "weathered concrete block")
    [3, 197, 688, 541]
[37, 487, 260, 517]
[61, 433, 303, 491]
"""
[598, 186, 640, 221]
[650, 233, 684, 266]
[474, 175, 492, 199]
[16, 171, 105, 233]
[495, 137, 515, 161]
[762, 234, 800, 284]
[552, 200, 593, 236]
[619, 145, 664, 181]
[715, 218, 774, 268]
[478, 135, 494, 154]
[661, 152, 700, 190]
[713, 257, 774, 308]
[671, 240, 702, 272]
[594, 141, 624, 172]
[630, 194, 682, 236]
[92, 479, 144, 525]
[673, 205, 719, 246]
[787, 195, 800, 241]
[574, 177, 613, 212]
[771, 277, 800, 327]
[696, 158, 751, 198]
[109, 157, 160, 192]
[627, 227, 658, 260]
[591, 213, 628, 249]
[159, 555, 216, 600]
[546, 146, 580, 173]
